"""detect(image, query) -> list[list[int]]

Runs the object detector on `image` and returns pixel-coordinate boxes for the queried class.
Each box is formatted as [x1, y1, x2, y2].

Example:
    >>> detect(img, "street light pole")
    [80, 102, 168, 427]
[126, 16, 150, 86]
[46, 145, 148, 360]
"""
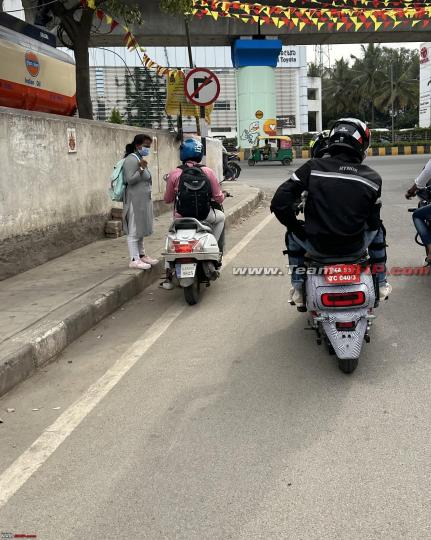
[390, 63, 395, 144]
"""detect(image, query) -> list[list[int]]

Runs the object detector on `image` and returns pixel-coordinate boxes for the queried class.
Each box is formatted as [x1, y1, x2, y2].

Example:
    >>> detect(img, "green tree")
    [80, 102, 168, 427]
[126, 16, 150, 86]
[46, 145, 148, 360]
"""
[321, 46, 419, 130]
[25, 0, 143, 119]
[375, 48, 419, 125]
[109, 107, 123, 124]
[123, 67, 166, 129]
[323, 59, 359, 123]
[350, 44, 384, 127]
[307, 62, 323, 78]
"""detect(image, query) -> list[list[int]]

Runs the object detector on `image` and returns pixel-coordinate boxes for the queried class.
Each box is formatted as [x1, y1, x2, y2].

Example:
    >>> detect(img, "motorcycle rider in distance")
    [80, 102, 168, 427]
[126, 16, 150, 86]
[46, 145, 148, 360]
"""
[405, 158, 431, 264]
[270, 119, 392, 308]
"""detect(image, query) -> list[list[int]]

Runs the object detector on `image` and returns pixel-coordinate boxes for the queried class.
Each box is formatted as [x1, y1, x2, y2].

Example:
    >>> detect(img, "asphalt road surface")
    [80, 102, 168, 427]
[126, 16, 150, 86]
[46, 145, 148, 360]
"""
[1, 155, 431, 539]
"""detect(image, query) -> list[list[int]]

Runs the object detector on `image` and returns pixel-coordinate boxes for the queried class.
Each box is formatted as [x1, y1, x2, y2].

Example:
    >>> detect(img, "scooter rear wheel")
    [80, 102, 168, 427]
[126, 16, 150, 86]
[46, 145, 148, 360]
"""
[184, 278, 200, 305]
[230, 163, 241, 179]
[338, 357, 359, 374]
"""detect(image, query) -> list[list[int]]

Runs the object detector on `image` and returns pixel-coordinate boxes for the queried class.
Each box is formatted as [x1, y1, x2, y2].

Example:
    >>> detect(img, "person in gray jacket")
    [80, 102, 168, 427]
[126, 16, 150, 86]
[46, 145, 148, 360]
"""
[123, 134, 158, 269]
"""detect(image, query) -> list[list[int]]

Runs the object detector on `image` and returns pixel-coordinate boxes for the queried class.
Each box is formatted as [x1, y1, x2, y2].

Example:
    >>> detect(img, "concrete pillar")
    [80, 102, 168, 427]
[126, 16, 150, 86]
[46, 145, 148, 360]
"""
[232, 38, 282, 151]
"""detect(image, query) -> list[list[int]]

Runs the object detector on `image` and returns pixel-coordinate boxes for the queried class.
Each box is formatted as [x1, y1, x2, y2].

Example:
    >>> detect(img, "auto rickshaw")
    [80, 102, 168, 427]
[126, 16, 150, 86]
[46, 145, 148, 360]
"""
[248, 136, 293, 166]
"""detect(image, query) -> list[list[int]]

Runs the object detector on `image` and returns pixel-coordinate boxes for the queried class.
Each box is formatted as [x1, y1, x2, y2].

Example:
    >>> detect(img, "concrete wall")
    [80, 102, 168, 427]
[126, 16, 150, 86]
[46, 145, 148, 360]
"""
[0, 107, 222, 280]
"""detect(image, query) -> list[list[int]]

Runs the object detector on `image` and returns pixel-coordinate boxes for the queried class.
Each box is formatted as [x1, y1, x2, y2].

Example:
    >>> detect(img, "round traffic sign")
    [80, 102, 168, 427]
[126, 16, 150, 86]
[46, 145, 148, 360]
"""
[184, 68, 220, 107]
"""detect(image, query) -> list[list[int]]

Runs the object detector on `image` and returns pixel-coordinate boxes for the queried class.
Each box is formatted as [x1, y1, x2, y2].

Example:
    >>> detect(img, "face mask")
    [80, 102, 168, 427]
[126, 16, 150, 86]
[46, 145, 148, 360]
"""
[138, 147, 150, 157]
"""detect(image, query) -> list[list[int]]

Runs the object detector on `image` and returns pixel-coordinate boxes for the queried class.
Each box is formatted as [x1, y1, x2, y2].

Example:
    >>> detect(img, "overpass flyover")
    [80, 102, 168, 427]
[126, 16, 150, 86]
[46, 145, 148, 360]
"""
[92, 0, 431, 47]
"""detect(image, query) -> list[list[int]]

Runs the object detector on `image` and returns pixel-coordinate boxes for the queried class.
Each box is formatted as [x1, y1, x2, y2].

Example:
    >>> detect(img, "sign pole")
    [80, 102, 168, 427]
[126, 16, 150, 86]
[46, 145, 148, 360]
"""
[200, 105, 207, 158]
[184, 17, 201, 136]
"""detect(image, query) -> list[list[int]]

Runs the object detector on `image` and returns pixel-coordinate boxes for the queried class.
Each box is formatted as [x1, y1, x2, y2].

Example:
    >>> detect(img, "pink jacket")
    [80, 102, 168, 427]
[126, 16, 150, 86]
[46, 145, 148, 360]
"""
[164, 161, 224, 217]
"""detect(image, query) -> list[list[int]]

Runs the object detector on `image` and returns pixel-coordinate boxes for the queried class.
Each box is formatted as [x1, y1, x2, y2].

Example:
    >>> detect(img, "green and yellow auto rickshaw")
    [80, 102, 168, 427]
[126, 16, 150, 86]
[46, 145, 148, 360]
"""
[248, 136, 293, 166]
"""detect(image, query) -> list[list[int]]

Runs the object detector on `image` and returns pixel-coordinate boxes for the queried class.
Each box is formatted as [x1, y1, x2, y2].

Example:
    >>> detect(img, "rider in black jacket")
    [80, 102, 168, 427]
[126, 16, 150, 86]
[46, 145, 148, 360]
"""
[271, 118, 391, 307]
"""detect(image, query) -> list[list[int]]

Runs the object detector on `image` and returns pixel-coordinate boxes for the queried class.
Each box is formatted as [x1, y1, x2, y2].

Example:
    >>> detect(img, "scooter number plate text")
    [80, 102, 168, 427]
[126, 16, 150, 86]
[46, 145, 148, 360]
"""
[176, 263, 197, 278]
[324, 264, 361, 284]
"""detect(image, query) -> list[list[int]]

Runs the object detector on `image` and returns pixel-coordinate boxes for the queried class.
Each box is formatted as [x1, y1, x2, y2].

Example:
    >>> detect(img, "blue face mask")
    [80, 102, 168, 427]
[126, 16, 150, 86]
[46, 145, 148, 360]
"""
[138, 147, 150, 157]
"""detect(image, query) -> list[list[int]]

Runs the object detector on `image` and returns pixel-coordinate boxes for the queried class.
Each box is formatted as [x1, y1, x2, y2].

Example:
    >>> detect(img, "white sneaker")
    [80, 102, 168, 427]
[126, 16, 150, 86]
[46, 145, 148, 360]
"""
[140, 255, 159, 266]
[161, 279, 174, 290]
[129, 259, 151, 270]
[379, 282, 392, 301]
[289, 287, 304, 307]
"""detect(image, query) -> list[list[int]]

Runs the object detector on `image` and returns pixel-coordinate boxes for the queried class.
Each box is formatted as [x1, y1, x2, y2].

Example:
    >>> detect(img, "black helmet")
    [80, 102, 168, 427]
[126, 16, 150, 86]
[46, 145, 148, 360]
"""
[328, 118, 370, 161]
[310, 130, 330, 158]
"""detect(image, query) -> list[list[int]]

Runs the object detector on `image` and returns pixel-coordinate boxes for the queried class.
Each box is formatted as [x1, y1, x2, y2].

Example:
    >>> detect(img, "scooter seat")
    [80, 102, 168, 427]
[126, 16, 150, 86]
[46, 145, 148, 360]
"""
[305, 251, 368, 266]
[169, 218, 213, 234]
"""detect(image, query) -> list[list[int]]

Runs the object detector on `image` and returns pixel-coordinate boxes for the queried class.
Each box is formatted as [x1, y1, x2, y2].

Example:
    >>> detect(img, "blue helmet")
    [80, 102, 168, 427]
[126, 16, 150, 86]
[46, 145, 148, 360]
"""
[180, 138, 204, 163]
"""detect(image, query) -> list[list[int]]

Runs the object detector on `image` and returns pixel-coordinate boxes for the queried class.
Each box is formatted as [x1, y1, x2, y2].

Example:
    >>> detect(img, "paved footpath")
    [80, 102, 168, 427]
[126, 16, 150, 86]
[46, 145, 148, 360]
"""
[0, 183, 262, 397]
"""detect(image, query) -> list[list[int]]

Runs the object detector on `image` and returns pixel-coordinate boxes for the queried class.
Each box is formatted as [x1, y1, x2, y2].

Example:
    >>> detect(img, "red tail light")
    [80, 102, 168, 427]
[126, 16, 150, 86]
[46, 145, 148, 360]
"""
[173, 240, 199, 253]
[321, 291, 365, 307]
[336, 321, 357, 330]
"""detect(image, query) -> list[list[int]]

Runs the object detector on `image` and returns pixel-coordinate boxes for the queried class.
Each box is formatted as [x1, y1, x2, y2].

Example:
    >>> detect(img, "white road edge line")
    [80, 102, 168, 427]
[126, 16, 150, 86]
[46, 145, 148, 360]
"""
[0, 212, 275, 509]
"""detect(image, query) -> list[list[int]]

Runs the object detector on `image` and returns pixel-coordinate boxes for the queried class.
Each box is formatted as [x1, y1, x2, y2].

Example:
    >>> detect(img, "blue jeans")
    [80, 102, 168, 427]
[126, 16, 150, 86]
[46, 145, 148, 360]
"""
[287, 228, 387, 288]
[412, 205, 431, 246]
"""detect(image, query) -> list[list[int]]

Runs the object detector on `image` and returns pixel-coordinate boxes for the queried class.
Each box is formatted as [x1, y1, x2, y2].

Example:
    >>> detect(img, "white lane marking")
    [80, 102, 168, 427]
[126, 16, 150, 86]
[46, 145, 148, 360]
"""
[0, 211, 274, 509]
[222, 213, 274, 269]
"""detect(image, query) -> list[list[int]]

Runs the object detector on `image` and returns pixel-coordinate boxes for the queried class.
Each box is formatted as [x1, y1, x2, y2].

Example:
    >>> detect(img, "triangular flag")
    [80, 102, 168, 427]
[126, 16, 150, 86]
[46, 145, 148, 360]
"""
[292, 17, 299, 25]
[211, 11, 219, 19]
[336, 22, 344, 29]
[374, 21, 382, 29]
[318, 22, 325, 30]
[299, 21, 306, 30]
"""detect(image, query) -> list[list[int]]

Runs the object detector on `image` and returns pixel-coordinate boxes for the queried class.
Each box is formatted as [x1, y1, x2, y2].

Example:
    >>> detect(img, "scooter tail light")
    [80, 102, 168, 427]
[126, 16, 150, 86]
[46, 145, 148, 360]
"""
[321, 291, 366, 307]
[168, 239, 201, 253]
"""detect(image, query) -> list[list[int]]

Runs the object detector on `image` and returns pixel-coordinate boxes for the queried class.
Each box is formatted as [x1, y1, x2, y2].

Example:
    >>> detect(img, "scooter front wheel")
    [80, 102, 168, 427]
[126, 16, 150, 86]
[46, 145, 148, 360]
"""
[184, 277, 200, 305]
[338, 357, 359, 374]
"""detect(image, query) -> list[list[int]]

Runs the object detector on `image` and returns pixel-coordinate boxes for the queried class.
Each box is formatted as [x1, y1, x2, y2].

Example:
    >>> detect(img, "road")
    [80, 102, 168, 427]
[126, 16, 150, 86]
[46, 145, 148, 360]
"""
[1, 155, 431, 539]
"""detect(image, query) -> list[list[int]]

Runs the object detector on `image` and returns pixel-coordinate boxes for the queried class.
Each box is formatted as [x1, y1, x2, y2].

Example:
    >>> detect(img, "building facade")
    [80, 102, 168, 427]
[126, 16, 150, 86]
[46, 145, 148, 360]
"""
[89, 45, 322, 136]
[420, 43, 431, 128]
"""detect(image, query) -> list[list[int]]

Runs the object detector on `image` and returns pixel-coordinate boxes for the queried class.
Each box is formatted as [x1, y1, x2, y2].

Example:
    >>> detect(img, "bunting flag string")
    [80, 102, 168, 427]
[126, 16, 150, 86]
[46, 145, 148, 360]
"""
[192, 0, 431, 31]
[81, 0, 179, 77]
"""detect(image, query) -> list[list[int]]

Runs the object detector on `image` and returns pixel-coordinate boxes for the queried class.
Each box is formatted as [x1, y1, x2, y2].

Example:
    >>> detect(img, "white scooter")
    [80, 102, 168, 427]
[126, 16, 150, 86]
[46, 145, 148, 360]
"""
[293, 192, 379, 374]
[163, 216, 223, 305]
[302, 254, 378, 374]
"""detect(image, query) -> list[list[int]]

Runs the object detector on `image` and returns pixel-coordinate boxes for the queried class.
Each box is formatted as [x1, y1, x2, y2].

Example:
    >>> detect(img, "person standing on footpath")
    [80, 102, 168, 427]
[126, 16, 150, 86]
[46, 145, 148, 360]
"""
[122, 134, 159, 269]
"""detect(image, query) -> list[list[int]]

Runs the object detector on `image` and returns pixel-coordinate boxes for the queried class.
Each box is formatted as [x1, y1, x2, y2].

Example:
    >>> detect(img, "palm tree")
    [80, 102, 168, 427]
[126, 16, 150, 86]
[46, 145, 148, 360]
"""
[375, 49, 419, 117]
[350, 44, 384, 128]
[324, 59, 358, 119]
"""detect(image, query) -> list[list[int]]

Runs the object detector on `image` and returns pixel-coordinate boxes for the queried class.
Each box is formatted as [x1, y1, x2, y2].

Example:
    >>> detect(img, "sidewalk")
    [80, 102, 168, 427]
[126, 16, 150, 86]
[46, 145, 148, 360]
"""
[0, 184, 263, 397]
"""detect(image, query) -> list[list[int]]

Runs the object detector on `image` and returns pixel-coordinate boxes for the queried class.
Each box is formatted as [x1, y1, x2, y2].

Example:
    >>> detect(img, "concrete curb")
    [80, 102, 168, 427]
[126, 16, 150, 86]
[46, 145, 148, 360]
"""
[0, 188, 264, 397]
[295, 146, 431, 159]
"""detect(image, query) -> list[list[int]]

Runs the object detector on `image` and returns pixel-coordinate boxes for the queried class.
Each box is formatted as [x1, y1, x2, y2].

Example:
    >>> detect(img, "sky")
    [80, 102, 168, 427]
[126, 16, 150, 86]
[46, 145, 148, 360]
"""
[3, 0, 421, 67]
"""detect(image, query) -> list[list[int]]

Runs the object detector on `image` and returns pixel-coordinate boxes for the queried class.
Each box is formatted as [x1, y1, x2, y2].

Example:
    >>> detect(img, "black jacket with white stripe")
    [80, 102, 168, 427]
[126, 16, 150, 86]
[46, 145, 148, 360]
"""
[270, 153, 383, 255]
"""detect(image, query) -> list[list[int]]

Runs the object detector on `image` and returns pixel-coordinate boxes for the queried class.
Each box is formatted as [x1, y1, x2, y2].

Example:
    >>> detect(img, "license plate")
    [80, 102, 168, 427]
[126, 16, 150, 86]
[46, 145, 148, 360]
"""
[324, 264, 361, 284]
[176, 263, 197, 278]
